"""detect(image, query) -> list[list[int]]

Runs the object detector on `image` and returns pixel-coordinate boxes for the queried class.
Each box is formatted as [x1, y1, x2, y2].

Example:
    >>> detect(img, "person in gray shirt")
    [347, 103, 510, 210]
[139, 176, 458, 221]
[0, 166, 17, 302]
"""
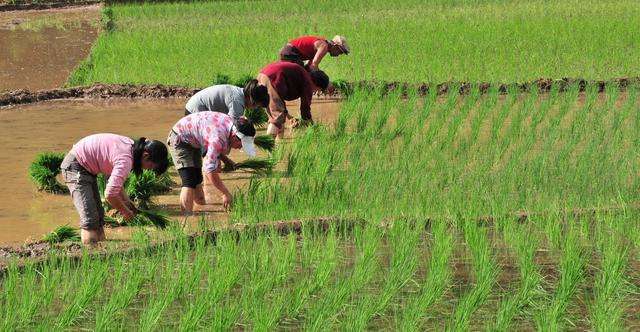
[184, 79, 268, 171]
[184, 79, 269, 119]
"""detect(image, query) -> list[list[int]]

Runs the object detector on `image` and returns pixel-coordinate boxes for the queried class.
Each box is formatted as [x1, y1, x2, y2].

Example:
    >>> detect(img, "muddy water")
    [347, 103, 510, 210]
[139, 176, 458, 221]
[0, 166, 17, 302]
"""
[0, 98, 341, 245]
[0, 5, 100, 92]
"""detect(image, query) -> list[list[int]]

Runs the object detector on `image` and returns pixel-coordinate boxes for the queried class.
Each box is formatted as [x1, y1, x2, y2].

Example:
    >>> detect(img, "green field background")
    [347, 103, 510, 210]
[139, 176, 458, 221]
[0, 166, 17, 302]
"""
[70, 0, 640, 87]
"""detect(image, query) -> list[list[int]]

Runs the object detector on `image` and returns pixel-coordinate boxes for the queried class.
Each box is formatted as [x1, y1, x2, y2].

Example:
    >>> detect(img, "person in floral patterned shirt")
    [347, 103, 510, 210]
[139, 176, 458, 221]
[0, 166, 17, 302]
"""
[167, 112, 256, 212]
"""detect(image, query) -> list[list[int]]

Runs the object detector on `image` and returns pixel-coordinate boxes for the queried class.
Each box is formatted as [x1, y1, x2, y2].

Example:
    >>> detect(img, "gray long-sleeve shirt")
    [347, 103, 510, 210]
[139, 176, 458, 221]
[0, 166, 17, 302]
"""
[185, 84, 245, 119]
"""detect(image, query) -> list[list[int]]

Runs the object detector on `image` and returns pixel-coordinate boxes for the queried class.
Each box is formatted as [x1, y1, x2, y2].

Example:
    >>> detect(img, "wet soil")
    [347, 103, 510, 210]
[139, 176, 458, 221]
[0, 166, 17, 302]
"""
[0, 98, 341, 246]
[0, 5, 99, 92]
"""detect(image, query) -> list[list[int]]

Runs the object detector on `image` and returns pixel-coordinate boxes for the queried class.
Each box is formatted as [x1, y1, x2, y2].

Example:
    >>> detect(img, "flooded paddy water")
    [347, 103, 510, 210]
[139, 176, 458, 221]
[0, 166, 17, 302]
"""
[0, 5, 100, 92]
[0, 98, 341, 245]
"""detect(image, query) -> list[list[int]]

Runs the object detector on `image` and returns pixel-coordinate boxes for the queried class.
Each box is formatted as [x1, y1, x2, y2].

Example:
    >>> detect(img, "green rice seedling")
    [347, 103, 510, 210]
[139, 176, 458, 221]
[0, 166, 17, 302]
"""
[254, 134, 275, 152]
[493, 219, 544, 330]
[342, 220, 422, 330]
[244, 108, 269, 128]
[42, 224, 80, 244]
[104, 208, 169, 228]
[283, 224, 340, 321]
[535, 215, 587, 331]
[178, 232, 244, 331]
[589, 212, 630, 331]
[399, 220, 454, 331]
[448, 219, 499, 331]
[211, 73, 231, 85]
[94, 256, 150, 332]
[244, 232, 298, 330]
[73, 1, 640, 86]
[304, 223, 383, 331]
[125, 170, 173, 208]
[55, 257, 109, 328]
[28, 152, 67, 194]
[233, 158, 275, 175]
[1, 263, 22, 330]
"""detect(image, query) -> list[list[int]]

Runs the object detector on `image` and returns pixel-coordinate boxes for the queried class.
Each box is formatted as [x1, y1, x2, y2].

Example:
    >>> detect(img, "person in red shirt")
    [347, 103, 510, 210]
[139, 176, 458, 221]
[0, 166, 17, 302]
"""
[257, 61, 330, 137]
[279, 35, 350, 71]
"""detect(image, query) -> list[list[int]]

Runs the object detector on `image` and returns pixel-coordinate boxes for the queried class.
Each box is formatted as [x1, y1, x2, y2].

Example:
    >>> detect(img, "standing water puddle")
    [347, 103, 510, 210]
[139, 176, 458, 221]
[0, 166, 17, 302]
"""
[0, 5, 100, 92]
[0, 98, 341, 245]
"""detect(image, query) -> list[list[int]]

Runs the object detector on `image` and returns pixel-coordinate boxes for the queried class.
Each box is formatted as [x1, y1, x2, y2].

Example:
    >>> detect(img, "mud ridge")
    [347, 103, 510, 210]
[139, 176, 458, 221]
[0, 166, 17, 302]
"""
[0, 216, 365, 271]
[2, 77, 639, 107]
[0, 0, 100, 11]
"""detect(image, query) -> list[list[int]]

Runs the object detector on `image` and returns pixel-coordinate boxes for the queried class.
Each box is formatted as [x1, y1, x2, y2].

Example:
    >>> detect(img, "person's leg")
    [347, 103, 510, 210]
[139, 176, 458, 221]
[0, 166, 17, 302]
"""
[178, 167, 204, 213]
[63, 166, 104, 245]
[91, 178, 106, 241]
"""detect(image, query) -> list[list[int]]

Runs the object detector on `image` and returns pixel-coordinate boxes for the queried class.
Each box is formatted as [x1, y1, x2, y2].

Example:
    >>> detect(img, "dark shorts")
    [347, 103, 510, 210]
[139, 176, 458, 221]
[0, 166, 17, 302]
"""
[60, 153, 104, 230]
[279, 44, 305, 67]
[167, 130, 203, 188]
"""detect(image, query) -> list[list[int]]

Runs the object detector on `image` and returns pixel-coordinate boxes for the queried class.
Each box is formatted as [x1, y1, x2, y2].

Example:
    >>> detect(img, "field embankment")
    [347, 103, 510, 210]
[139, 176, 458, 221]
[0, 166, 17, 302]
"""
[3, 77, 640, 107]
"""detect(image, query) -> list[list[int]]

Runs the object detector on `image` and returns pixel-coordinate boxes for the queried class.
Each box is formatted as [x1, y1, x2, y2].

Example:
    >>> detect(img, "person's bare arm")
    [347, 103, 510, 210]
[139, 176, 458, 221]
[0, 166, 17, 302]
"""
[309, 40, 329, 70]
[220, 154, 236, 171]
[119, 190, 137, 212]
[205, 171, 233, 209]
[106, 194, 135, 220]
[257, 73, 286, 114]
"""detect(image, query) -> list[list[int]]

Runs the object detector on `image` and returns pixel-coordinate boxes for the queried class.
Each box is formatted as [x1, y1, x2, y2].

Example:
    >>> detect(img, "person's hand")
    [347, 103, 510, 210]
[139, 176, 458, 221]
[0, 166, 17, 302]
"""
[222, 160, 236, 172]
[326, 83, 336, 95]
[308, 64, 318, 71]
[290, 117, 301, 128]
[222, 194, 233, 210]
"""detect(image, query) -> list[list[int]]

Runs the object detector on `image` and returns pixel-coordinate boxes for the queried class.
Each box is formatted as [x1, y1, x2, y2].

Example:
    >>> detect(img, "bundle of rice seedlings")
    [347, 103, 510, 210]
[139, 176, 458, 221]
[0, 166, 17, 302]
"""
[254, 134, 275, 152]
[104, 209, 169, 229]
[42, 225, 80, 244]
[244, 108, 268, 127]
[233, 74, 253, 87]
[28, 152, 68, 194]
[234, 158, 275, 175]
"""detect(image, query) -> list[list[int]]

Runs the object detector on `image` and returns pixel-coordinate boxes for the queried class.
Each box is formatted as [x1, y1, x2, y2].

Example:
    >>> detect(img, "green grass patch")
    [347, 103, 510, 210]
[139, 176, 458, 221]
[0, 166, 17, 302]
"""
[69, 0, 640, 86]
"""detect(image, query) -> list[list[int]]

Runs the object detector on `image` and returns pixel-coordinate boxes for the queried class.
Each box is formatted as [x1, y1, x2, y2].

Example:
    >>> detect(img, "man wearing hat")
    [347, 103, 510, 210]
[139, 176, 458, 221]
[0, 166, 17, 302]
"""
[167, 112, 257, 212]
[279, 35, 350, 71]
[257, 61, 330, 138]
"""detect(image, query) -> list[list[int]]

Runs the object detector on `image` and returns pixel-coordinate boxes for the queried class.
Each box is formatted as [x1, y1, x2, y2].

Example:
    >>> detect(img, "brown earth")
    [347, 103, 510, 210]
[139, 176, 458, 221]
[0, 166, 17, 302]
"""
[3, 77, 639, 108]
[0, 4, 100, 92]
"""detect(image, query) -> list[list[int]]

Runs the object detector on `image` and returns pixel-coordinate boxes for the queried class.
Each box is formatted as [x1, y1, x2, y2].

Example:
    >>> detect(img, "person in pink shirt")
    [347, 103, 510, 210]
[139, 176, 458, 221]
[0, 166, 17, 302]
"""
[60, 134, 169, 244]
[167, 112, 257, 213]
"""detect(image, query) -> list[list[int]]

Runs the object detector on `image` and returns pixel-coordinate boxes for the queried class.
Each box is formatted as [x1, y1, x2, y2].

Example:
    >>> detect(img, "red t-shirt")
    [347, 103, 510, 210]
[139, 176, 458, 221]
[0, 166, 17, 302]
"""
[289, 35, 325, 60]
[260, 61, 315, 120]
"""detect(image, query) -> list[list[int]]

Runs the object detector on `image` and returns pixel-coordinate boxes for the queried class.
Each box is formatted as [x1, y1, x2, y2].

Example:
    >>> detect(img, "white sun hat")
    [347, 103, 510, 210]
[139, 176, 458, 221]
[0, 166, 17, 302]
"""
[232, 126, 257, 157]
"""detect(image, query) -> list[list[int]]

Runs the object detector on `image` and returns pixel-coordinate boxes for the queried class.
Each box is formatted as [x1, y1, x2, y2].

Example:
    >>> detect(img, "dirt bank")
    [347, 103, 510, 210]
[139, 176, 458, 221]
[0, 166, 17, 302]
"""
[0, 5, 99, 91]
[2, 77, 638, 107]
[0, 0, 99, 12]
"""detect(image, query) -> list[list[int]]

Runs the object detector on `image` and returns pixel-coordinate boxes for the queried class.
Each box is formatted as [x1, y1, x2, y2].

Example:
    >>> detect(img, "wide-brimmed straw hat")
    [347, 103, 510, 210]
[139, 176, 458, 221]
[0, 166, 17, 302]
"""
[332, 35, 350, 54]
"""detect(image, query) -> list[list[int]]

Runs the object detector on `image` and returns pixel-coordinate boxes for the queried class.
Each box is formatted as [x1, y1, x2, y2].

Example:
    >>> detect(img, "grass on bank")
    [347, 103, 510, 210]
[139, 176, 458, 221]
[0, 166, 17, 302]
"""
[69, 0, 640, 87]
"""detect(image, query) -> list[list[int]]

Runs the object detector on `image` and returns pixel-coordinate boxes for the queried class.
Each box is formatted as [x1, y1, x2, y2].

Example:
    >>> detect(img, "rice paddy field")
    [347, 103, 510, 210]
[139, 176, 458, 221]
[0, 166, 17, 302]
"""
[4, 0, 640, 330]
[70, 0, 640, 86]
[4, 85, 640, 329]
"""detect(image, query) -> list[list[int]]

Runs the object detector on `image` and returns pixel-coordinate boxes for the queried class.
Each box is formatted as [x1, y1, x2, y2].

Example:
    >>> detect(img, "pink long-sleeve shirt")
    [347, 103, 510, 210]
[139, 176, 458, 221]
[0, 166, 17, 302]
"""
[172, 112, 232, 173]
[72, 133, 134, 198]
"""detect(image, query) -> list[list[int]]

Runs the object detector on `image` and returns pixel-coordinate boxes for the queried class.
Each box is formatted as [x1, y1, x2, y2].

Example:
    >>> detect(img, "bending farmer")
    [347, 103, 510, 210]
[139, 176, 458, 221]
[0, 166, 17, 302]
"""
[60, 134, 169, 245]
[167, 112, 257, 212]
[257, 61, 329, 137]
[184, 79, 269, 118]
[279, 35, 350, 71]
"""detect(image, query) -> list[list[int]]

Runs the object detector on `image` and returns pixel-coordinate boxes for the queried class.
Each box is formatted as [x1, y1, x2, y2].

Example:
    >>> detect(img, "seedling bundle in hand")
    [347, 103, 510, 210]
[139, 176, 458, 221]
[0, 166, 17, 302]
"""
[29, 152, 68, 194]
[105, 208, 169, 229]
